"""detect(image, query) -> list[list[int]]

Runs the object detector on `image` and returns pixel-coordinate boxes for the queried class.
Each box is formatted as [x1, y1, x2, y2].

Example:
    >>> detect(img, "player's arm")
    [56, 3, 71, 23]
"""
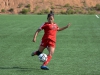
[33, 29, 41, 42]
[58, 23, 71, 31]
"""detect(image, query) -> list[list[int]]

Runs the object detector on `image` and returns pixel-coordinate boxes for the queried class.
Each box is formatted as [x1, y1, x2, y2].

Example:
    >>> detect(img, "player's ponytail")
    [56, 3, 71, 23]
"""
[50, 11, 53, 14]
[47, 11, 54, 19]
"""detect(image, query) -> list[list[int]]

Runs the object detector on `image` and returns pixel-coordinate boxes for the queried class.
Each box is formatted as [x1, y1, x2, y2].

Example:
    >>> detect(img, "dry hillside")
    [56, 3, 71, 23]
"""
[0, 0, 100, 14]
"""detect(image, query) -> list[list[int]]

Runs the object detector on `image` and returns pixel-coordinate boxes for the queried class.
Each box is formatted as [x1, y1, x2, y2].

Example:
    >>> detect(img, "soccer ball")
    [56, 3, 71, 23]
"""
[39, 53, 47, 62]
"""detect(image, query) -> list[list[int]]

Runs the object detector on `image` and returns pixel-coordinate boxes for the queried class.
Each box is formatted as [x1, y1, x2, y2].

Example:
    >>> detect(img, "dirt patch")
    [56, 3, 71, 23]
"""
[0, 0, 100, 14]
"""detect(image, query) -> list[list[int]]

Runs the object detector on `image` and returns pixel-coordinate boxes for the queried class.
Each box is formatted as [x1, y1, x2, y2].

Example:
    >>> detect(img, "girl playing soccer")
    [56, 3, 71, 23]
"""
[31, 11, 71, 70]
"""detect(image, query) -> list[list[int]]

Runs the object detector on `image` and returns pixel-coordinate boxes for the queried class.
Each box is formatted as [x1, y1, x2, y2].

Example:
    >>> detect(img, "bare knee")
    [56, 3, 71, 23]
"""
[47, 47, 55, 56]
[38, 46, 45, 52]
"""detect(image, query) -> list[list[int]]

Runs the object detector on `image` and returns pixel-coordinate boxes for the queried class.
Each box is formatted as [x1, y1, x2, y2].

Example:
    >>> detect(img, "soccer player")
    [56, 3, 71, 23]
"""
[31, 11, 71, 70]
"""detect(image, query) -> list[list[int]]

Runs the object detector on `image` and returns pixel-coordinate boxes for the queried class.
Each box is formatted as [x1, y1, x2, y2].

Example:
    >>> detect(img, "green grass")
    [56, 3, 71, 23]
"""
[0, 15, 100, 75]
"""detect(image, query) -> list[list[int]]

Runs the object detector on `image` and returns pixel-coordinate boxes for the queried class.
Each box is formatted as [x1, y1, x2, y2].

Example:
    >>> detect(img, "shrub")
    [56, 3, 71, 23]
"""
[20, 9, 30, 14]
[18, 3, 23, 8]
[95, 4, 100, 11]
[1, 9, 6, 13]
[43, 9, 49, 14]
[33, 5, 40, 13]
[60, 10, 66, 14]
[26, 4, 30, 8]
[37, 10, 44, 15]
[51, 6, 55, 9]
[64, 4, 70, 7]
[89, 7, 95, 11]
[37, 9, 49, 15]
[74, 8, 84, 14]
[9, 8, 14, 12]
[88, 10, 96, 14]
[66, 9, 74, 14]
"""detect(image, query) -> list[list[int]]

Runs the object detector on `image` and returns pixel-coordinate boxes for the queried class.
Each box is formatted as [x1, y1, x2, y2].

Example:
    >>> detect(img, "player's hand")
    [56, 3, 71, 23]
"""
[33, 38, 36, 42]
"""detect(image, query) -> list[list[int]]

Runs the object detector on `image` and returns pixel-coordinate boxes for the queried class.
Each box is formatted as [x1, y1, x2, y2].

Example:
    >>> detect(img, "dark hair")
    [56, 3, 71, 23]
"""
[47, 11, 54, 19]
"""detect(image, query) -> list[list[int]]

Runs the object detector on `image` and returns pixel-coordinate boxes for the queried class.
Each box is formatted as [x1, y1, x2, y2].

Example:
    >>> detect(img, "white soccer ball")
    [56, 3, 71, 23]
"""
[39, 53, 47, 62]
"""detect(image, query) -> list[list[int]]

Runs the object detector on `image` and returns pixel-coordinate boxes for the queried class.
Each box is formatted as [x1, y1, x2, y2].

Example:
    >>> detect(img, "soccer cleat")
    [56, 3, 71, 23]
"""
[31, 52, 36, 56]
[41, 66, 49, 70]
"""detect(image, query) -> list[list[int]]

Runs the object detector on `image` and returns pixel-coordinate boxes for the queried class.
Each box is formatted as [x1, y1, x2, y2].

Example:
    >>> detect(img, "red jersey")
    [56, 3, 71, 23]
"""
[39, 22, 59, 42]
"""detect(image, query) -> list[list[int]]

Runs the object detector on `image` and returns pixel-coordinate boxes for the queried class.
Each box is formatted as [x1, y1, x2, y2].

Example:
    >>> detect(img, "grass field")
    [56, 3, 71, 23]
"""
[0, 15, 100, 75]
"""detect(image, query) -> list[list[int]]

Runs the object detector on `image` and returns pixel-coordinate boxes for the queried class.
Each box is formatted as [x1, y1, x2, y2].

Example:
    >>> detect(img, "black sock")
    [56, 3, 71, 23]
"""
[36, 51, 42, 56]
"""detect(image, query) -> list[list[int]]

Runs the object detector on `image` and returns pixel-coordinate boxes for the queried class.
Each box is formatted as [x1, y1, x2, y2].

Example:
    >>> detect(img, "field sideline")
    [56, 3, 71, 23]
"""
[0, 15, 100, 75]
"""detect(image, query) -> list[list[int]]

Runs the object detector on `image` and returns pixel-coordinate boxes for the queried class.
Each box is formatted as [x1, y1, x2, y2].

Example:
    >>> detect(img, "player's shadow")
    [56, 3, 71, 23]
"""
[0, 66, 39, 71]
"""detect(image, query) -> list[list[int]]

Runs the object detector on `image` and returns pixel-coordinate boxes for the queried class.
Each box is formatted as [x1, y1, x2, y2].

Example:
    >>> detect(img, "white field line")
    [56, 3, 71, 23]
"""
[95, 15, 99, 18]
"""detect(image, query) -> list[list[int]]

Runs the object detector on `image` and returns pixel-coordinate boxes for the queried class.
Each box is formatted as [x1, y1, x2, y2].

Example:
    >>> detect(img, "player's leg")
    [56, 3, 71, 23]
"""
[41, 40, 55, 70]
[41, 47, 55, 70]
[31, 46, 45, 56]
[31, 39, 47, 56]
[43, 47, 55, 65]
